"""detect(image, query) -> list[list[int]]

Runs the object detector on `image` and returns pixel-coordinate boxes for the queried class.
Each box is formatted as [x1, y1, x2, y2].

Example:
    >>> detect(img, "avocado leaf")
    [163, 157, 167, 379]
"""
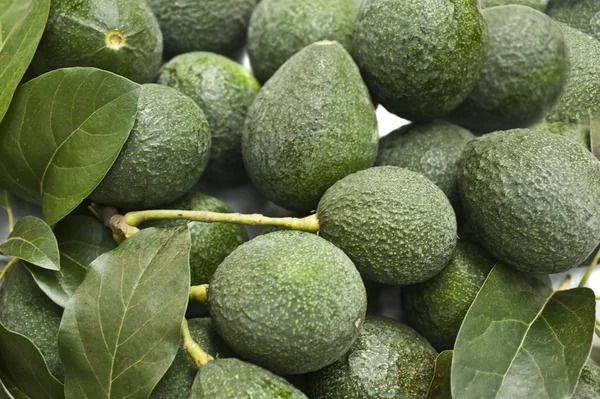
[0, 67, 141, 225]
[0, 216, 59, 271]
[58, 226, 191, 399]
[452, 264, 595, 399]
[427, 350, 452, 399]
[0, 370, 30, 399]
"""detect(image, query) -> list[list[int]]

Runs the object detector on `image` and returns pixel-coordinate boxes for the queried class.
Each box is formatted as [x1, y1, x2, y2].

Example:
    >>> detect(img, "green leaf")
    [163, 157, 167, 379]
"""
[0, 0, 50, 123]
[452, 264, 596, 399]
[58, 226, 191, 399]
[0, 216, 59, 270]
[0, 67, 141, 225]
[427, 350, 452, 399]
[0, 371, 30, 399]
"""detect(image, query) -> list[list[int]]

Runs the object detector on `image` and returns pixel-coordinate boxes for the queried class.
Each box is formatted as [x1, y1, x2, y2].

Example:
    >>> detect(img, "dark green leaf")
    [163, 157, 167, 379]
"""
[0, 67, 141, 225]
[427, 350, 452, 399]
[0, 371, 30, 399]
[58, 227, 191, 399]
[0, 216, 59, 270]
[452, 264, 595, 399]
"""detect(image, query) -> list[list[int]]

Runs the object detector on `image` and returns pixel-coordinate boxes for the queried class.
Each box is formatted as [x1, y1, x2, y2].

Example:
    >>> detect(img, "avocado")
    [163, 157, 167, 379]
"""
[573, 359, 600, 399]
[547, 0, 600, 41]
[157, 52, 261, 183]
[448, 6, 568, 133]
[401, 240, 496, 351]
[375, 121, 475, 204]
[306, 316, 438, 398]
[31, 0, 162, 83]
[141, 191, 248, 286]
[89, 84, 211, 209]
[533, 121, 590, 148]
[247, 0, 360, 83]
[318, 166, 457, 286]
[352, 0, 487, 121]
[209, 230, 367, 375]
[242, 41, 378, 213]
[480, 0, 547, 11]
[190, 358, 308, 398]
[457, 129, 600, 273]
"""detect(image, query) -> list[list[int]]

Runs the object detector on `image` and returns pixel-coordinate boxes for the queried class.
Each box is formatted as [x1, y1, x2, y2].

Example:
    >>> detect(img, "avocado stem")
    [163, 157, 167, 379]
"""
[556, 274, 572, 291]
[182, 318, 213, 368]
[0, 258, 17, 281]
[189, 285, 209, 303]
[92, 204, 140, 241]
[579, 246, 600, 288]
[3, 193, 13, 233]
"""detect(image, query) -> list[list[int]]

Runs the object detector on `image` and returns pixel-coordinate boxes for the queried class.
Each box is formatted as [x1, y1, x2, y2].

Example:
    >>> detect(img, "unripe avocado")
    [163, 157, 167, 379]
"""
[31, 0, 162, 83]
[209, 231, 367, 375]
[352, 0, 487, 120]
[449, 6, 568, 133]
[533, 121, 590, 148]
[480, 0, 547, 11]
[306, 316, 438, 399]
[247, 0, 360, 83]
[89, 84, 211, 209]
[318, 166, 458, 286]
[573, 359, 600, 399]
[457, 129, 600, 273]
[242, 41, 378, 213]
[547, 0, 600, 41]
[157, 53, 261, 183]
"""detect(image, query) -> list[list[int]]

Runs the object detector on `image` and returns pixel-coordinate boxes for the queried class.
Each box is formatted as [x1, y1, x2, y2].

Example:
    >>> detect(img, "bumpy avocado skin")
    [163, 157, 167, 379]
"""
[352, 0, 487, 121]
[318, 166, 457, 286]
[248, 0, 360, 83]
[533, 121, 590, 148]
[547, 0, 600, 41]
[481, 0, 547, 11]
[242, 42, 378, 213]
[306, 316, 438, 399]
[89, 84, 211, 209]
[157, 53, 261, 183]
[375, 121, 475, 204]
[402, 240, 495, 351]
[573, 359, 600, 399]
[457, 129, 600, 273]
[141, 192, 248, 286]
[31, 0, 162, 83]
[449, 6, 568, 133]
[209, 231, 367, 375]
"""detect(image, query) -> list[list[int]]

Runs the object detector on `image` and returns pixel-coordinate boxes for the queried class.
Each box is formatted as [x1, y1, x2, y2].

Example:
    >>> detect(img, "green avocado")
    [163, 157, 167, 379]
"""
[209, 231, 367, 375]
[533, 121, 590, 148]
[242, 41, 378, 213]
[31, 0, 162, 83]
[573, 359, 600, 399]
[157, 53, 261, 183]
[401, 240, 496, 351]
[449, 6, 568, 133]
[89, 84, 211, 209]
[247, 0, 360, 83]
[141, 191, 248, 286]
[306, 316, 438, 399]
[457, 129, 600, 273]
[352, 0, 487, 120]
[190, 358, 307, 398]
[480, 0, 547, 11]
[547, 0, 600, 41]
[318, 166, 457, 286]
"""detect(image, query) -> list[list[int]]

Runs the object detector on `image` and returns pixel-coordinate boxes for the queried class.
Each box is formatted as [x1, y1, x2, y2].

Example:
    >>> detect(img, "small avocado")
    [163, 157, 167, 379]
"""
[157, 53, 261, 183]
[449, 6, 568, 133]
[547, 0, 600, 41]
[242, 41, 378, 213]
[209, 231, 367, 375]
[318, 166, 457, 286]
[573, 359, 600, 398]
[31, 0, 162, 83]
[480, 0, 547, 11]
[89, 84, 211, 209]
[352, 0, 487, 120]
[533, 121, 590, 148]
[457, 129, 600, 273]
[306, 316, 438, 399]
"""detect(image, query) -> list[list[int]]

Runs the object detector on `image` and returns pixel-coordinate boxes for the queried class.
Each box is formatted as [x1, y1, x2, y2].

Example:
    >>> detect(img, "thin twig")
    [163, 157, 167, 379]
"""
[0, 258, 18, 281]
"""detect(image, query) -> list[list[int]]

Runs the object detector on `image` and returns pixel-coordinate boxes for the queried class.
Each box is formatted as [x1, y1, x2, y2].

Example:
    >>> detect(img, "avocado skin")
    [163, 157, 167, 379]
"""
[573, 359, 600, 399]
[89, 84, 211, 209]
[401, 240, 495, 351]
[547, 0, 600, 41]
[533, 121, 590, 149]
[31, 0, 162, 83]
[190, 358, 307, 398]
[352, 0, 487, 121]
[318, 166, 457, 286]
[449, 6, 568, 133]
[306, 316, 438, 399]
[209, 231, 367, 375]
[248, 0, 360, 83]
[375, 121, 475, 204]
[457, 129, 600, 273]
[157, 53, 261, 183]
[480, 0, 547, 11]
[242, 42, 378, 213]
[141, 192, 248, 286]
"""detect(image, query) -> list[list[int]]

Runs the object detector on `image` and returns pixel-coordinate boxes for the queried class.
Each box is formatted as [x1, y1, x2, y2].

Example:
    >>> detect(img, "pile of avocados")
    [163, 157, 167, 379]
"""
[1, 0, 600, 398]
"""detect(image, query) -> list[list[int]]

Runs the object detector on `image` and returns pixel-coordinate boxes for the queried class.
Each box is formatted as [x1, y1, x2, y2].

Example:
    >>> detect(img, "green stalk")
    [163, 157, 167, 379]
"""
[0, 258, 17, 281]
[579, 246, 600, 288]
[182, 319, 213, 368]
[190, 285, 209, 304]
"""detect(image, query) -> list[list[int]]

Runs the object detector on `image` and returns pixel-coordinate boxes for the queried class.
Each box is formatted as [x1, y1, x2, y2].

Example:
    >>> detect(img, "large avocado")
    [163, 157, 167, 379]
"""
[157, 52, 261, 183]
[573, 359, 600, 398]
[242, 41, 378, 213]
[547, 0, 600, 41]
[31, 0, 162, 83]
[480, 0, 547, 11]
[209, 231, 367, 375]
[89, 84, 211, 209]
[352, 0, 487, 120]
[457, 129, 600, 273]
[247, 0, 360, 83]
